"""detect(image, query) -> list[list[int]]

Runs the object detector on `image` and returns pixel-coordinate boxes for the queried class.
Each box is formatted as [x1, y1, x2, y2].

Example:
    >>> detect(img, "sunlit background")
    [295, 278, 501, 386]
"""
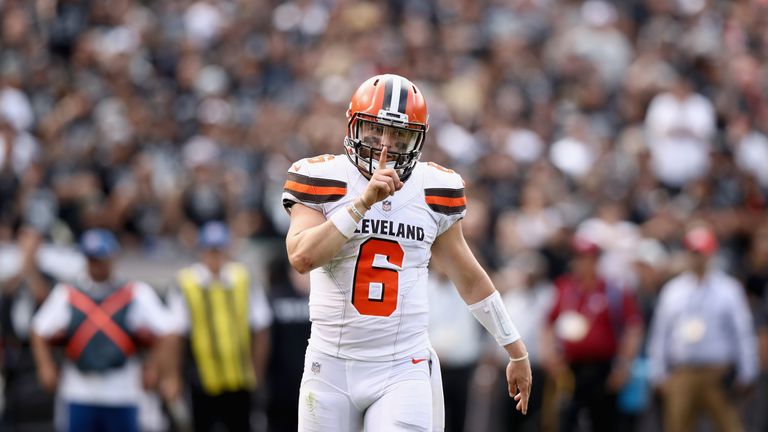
[1, 0, 768, 431]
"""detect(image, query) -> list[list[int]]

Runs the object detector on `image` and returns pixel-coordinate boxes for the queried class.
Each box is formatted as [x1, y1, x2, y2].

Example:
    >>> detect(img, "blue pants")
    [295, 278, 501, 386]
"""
[65, 403, 139, 432]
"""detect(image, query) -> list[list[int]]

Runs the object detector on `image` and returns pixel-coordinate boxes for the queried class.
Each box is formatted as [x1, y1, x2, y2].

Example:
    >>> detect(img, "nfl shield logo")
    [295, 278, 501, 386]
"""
[382, 200, 391, 212]
[311, 361, 321, 374]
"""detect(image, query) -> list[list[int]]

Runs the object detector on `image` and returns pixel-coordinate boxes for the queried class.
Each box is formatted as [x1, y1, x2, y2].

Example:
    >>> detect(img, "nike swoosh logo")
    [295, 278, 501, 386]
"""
[411, 358, 428, 364]
[292, 163, 301, 171]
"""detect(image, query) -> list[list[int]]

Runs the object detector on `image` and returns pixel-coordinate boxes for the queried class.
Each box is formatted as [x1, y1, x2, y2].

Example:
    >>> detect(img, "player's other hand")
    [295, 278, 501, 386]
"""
[507, 356, 532, 415]
[37, 361, 59, 394]
[159, 373, 183, 402]
[361, 147, 404, 207]
[142, 362, 159, 390]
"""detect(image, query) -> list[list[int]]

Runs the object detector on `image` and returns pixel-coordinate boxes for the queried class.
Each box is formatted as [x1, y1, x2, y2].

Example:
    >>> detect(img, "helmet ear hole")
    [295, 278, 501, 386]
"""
[373, 79, 380, 86]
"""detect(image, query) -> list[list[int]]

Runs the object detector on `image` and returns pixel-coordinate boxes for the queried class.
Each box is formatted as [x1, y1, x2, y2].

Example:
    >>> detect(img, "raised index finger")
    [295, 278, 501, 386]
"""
[378, 146, 388, 170]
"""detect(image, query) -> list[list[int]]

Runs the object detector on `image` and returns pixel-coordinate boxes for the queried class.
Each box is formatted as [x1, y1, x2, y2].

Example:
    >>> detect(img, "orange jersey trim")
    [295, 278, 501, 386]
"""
[283, 180, 347, 196]
[425, 195, 467, 207]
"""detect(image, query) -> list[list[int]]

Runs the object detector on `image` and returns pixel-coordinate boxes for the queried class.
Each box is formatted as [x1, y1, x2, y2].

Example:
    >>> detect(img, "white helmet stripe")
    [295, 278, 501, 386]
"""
[389, 77, 402, 112]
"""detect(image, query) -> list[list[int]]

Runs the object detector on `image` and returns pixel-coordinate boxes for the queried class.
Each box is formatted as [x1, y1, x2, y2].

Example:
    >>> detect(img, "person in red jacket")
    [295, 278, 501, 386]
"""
[541, 235, 643, 432]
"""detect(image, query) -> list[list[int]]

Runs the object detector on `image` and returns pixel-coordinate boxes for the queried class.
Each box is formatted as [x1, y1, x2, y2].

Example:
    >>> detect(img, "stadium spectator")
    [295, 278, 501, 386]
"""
[167, 221, 272, 432]
[0, 227, 56, 430]
[29, 229, 175, 432]
[540, 235, 643, 432]
[648, 225, 758, 432]
[644, 73, 716, 189]
[265, 255, 311, 432]
[576, 200, 643, 286]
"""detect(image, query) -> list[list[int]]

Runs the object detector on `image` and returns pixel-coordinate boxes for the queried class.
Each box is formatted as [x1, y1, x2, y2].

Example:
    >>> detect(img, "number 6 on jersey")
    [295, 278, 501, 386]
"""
[351, 238, 405, 317]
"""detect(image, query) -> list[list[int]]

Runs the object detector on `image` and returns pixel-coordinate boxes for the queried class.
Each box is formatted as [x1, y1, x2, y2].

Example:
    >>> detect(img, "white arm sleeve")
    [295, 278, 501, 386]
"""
[31, 284, 71, 338]
[128, 282, 177, 336]
[249, 283, 273, 331]
[165, 286, 190, 335]
[468, 291, 521, 347]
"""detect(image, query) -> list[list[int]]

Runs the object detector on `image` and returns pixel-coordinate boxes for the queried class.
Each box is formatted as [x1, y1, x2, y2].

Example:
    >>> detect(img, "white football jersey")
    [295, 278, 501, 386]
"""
[283, 154, 466, 361]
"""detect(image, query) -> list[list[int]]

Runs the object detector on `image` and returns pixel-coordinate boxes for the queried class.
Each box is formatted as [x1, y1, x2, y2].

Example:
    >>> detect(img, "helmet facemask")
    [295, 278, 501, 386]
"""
[344, 112, 426, 182]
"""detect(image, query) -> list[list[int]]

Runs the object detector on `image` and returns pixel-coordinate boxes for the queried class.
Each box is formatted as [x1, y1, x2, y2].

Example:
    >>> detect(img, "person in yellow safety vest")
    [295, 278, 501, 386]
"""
[165, 221, 272, 432]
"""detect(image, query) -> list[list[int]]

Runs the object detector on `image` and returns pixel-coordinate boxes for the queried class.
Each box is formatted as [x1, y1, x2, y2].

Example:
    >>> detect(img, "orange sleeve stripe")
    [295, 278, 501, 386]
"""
[284, 180, 347, 196]
[425, 195, 467, 207]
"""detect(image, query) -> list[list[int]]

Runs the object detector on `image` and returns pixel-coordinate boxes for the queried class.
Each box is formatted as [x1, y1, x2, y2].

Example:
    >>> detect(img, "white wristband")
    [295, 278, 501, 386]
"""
[509, 352, 529, 362]
[348, 204, 365, 220]
[329, 207, 359, 239]
[468, 291, 521, 347]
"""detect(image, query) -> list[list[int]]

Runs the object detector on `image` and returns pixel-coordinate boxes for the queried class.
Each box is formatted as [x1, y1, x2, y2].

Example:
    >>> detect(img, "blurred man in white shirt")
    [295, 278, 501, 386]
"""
[30, 229, 175, 432]
[649, 226, 758, 432]
[645, 74, 716, 188]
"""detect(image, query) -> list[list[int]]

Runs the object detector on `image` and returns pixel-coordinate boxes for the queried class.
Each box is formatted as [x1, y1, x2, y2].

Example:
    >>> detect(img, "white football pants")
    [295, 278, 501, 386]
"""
[298, 347, 443, 432]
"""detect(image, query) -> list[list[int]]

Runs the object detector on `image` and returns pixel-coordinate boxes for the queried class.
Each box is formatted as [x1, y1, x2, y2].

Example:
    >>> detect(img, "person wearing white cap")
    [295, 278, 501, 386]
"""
[648, 225, 758, 432]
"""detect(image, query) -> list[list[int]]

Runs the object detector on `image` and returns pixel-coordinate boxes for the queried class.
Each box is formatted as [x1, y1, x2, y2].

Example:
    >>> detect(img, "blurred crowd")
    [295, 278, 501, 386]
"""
[2, 0, 768, 431]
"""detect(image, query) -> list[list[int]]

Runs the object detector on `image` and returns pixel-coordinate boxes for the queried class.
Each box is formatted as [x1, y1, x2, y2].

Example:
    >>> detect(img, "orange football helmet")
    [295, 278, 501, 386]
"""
[344, 74, 428, 181]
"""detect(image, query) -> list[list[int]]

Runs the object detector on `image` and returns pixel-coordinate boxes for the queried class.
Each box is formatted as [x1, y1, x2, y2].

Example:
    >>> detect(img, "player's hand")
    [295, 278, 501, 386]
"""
[507, 356, 532, 415]
[606, 363, 631, 392]
[361, 147, 404, 207]
[732, 382, 756, 399]
[142, 362, 159, 390]
[159, 374, 183, 402]
[37, 361, 59, 394]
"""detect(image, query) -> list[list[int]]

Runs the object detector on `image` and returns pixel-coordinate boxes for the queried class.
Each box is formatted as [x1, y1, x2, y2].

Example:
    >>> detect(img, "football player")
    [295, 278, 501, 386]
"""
[283, 74, 531, 431]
